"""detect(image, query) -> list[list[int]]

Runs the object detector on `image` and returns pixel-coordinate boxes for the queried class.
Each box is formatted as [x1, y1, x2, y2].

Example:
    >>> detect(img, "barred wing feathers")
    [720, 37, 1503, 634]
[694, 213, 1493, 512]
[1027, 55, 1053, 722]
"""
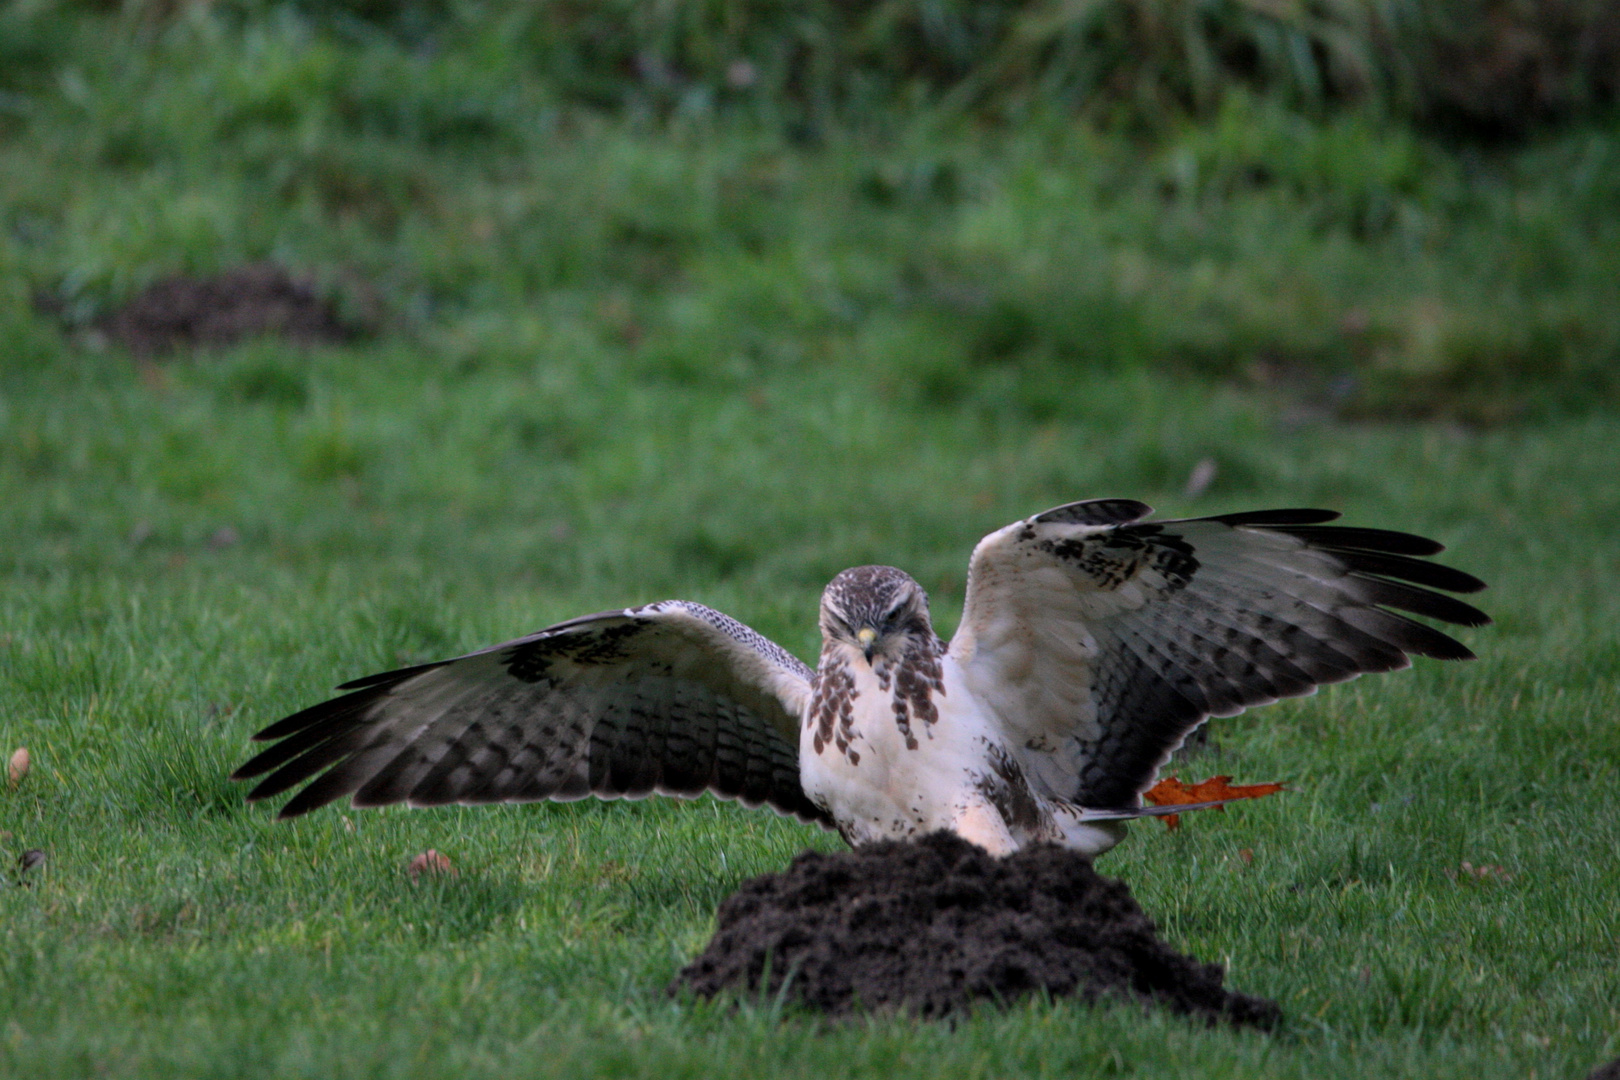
[233, 601, 829, 824]
[948, 500, 1488, 810]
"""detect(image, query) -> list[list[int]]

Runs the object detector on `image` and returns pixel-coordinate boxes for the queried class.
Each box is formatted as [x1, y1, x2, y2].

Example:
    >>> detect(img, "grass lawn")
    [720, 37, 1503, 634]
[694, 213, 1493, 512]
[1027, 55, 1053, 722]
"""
[3, 10, 1619, 1079]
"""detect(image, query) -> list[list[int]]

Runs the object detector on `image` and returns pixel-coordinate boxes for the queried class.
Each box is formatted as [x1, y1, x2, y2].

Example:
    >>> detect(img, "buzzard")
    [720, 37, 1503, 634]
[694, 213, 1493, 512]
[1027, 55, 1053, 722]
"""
[234, 500, 1487, 856]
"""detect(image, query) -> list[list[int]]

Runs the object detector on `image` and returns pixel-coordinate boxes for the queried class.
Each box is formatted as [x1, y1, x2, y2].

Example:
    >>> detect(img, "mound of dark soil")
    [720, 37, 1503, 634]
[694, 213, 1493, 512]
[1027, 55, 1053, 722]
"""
[1588, 1058, 1620, 1080]
[95, 264, 359, 356]
[673, 831, 1280, 1028]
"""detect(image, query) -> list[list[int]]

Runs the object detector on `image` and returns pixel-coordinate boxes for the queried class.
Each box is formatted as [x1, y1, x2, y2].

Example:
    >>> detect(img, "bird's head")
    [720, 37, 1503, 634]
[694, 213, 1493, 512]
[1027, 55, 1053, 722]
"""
[818, 565, 934, 665]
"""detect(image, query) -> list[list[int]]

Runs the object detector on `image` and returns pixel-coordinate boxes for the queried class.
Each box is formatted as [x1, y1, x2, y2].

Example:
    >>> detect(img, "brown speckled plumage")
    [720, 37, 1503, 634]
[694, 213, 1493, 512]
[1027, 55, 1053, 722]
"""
[810, 655, 860, 765]
[235, 498, 1485, 859]
[890, 639, 944, 750]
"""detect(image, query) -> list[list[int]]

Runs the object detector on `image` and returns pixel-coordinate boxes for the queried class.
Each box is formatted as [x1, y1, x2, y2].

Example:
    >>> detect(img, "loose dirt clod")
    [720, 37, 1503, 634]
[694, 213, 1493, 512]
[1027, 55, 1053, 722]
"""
[95, 264, 359, 356]
[673, 832, 1281, 1028]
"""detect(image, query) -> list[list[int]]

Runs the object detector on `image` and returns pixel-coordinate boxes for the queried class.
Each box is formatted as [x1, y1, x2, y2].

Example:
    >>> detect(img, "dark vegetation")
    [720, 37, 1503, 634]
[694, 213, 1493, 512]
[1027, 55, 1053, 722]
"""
[112, 0, 1620, 137]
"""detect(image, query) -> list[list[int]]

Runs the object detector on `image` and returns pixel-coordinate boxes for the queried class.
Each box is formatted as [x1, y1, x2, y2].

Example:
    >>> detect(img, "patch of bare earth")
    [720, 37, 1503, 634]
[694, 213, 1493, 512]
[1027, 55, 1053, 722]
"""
[673, 831, 1281, 1028]
[94, 264, 361, 356]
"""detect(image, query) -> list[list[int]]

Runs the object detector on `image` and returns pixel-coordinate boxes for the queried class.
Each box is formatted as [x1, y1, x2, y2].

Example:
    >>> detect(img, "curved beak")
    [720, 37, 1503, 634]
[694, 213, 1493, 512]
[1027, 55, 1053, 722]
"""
[856, 627, 878, 662]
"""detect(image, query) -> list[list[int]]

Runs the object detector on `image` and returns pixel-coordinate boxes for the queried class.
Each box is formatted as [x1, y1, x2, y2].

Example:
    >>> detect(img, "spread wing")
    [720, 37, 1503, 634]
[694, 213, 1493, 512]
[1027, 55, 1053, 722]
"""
[233, 601, 829, 825]
[947, 499, 1488, 810]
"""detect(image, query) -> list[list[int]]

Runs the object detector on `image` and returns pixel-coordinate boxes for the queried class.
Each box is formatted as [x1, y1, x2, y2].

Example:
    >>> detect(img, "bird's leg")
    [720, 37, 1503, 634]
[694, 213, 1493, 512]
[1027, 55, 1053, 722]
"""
[949, 797, 1019, 856]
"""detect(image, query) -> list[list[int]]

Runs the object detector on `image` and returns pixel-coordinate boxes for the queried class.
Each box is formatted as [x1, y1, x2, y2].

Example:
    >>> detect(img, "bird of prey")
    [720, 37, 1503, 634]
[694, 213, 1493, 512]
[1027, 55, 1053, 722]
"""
[234, 500, 1487, 856]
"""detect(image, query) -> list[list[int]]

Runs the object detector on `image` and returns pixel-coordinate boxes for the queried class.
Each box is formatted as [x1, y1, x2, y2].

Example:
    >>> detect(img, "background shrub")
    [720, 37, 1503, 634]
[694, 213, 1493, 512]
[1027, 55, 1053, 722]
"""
[140, 0, 1620, 136]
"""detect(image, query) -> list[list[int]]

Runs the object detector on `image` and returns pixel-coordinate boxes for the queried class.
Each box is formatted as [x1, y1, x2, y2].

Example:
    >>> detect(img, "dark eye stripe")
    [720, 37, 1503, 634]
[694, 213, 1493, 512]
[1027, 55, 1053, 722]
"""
[826, 612, 857, 636]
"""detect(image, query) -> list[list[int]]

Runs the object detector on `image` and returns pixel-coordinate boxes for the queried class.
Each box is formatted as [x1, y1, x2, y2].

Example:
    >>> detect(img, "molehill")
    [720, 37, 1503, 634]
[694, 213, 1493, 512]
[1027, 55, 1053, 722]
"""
[94, 263, 360, 356]
[673, 831, 1281, 1028]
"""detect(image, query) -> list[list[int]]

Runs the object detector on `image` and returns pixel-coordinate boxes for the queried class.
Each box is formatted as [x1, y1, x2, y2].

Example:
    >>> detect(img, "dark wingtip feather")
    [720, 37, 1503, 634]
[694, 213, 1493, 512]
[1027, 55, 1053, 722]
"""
[1350, 574, 1492, 628]
[251, 694, 357, 742]
[1398, 625, 1477, 661]
[1034, 499, 1154, 527]
[1335, 550, 1488, 594]
[1215, 508, 1342, 527]
[235, 709, 373, 780]
[275, 773, 352, 818]
[1419, 638, 1476, 661]
[249, 666, 438, 745]
[1439, 600, 1491, 628]
[249, 683, 392, 744]
[1436, 568, 1487, 595]
[1344, 607, 1479, 661]
[249, 706, 322, 743]
[233, 749, 279, 783]
[246, 776, 287, 802]
[1277, 525, 1446, 557]
[1437, 602, 1491, 629]
[336, 659, 448, 691]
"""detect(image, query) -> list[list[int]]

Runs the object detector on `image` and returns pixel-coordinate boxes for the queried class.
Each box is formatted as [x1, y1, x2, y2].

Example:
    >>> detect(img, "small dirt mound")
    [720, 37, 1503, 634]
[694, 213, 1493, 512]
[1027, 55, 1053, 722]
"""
[672, 831, 1280, 1028]
[96, 264, 359, 356]
[1588, 1058, 1620, 1080]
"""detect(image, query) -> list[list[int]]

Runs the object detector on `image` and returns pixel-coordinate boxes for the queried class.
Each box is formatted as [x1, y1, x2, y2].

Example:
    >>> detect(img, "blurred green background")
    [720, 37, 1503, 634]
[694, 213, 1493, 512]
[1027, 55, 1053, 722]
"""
[5, 0, 1620, 424]
[2, 3, 1618, 1078]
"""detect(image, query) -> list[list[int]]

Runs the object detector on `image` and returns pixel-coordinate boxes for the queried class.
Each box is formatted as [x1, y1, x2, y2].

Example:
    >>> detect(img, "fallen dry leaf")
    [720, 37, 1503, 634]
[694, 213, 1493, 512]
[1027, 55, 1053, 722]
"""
[407, 849, 456, 881]
[7, 747, 28, 788]
[1142, 775, 1286, 830]
[1446, 861, 1514, 883]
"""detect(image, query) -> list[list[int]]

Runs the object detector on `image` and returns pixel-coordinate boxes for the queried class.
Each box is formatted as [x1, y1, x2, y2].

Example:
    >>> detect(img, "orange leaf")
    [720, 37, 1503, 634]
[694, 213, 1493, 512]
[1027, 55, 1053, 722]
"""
[407, 849, 457, 880]
[1142, 775, 1286, 830]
